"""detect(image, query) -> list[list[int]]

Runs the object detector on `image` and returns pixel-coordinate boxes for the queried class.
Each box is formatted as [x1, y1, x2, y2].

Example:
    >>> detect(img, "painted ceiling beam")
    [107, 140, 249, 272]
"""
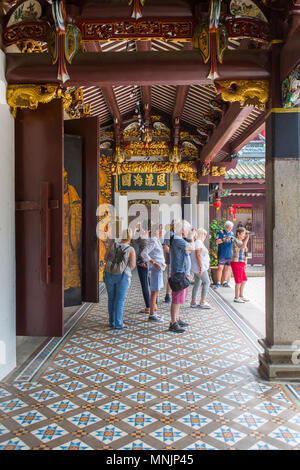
[6, 50, 270, 86]
[200, 103, 255, 163]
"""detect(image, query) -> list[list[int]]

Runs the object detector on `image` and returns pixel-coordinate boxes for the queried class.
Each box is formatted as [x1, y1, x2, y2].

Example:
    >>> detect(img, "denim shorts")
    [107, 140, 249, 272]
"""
[149, 266, 164, 291]
[218, 257, 231, 266]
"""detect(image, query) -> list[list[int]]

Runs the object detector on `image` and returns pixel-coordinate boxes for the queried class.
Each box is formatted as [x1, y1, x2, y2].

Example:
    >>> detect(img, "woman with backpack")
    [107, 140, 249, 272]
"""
[104, 228, 136, 329]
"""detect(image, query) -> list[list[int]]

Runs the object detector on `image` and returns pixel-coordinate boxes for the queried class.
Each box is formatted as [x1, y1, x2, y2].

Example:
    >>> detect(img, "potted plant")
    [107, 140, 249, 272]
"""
[209, 217, 228, 284]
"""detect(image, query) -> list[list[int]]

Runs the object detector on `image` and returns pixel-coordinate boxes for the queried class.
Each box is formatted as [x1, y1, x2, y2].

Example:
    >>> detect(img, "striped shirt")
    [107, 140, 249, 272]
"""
[231, 238, 247, 264]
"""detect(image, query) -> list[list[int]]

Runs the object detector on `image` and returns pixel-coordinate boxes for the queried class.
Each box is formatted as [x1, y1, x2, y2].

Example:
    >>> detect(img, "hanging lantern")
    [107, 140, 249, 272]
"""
[214, 199, 222, 211]
[229, 205, 234, 219]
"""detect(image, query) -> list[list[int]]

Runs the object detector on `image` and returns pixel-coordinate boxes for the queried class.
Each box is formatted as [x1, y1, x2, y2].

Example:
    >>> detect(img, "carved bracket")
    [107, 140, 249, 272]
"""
[215, 80, 269, 109]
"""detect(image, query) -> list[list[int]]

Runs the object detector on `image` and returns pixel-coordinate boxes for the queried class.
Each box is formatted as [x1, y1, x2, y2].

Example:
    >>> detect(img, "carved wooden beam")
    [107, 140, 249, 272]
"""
[6, 50, 270, 86]
[200, 103, 255, 163]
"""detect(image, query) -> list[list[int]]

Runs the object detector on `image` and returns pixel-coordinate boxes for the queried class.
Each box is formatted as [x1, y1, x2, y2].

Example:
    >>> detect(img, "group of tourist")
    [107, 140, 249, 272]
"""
[103, 218, 250, 333]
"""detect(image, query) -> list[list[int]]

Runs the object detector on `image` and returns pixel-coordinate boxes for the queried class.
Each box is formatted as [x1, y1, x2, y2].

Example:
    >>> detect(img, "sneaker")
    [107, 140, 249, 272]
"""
[240, 297, 250, 302]
[222, 282, 230, 288]
[213, 282, 221, 289]
[178, 319, 189, 327]
[190, 304, 198, 308]
[169, 322, 185, 333]
[199, 302, 212, 309]
[164, 295, 171, 303]
[148, 314, 162, 322]
[234, 298, 245, 303]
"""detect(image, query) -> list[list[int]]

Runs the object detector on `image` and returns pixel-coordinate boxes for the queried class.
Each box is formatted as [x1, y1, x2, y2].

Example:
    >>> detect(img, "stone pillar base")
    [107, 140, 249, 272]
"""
[258, 339, 300, 381]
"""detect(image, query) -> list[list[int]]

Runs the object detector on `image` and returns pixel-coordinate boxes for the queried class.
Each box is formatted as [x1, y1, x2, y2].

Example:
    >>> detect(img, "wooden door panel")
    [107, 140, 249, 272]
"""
[15, 100, 64, 336]
[64, 117, 99, 303]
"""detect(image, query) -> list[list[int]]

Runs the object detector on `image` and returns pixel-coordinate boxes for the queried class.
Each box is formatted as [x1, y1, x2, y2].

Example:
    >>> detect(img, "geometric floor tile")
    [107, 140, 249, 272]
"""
[77, 390, 107, 403]
[130, 374, 156, 384]
[12, 382, 41, 392]
[150, 402, 183, 415]
[174, 374, 199, 385]
[197, 382, 225, 394]
[114, 353, 137, 362]
[175, 391, 205, 403]
[126, 391, 157, 403]
[248, 441, 279, 450]
[233, 412, 268, 430]
[58, 381, 88, 392]
[151, 382, 179, 394]
[111, 366, 135, 376]
[178, 413, 212, 429]
[268, 427, 300, 446]
[1, 275, 300, 451]
[99, 401, 131, 416]
[12, 410, 47, 427]
[67, 412, 100, 428]
[53, 440, 93, 450]
[47, 400, 80, 415]
[123, 413, 156, 429]
[119, 440, 154, 450]
[31, 424, 68, 442]
[105, 382, 133, 394]
[223, 391, 254, 404]
[0, 389, 11, 399]
[0, 438, 30, 450]
[209, 426, 247, 445]
[85, 373, 112, 384]
[0, 424, 9, 437]
[254, 402, 287, 416]
[0, 399, 28, 413]
[184, 441, 217, 450]
[151, 366, 176, 376]
[29, 389, 60, 402]
[217, 373, 243, 384]
[42, 373, 70, 383]
[242, 382, 272, 394]
[150, 426, 186, 444]
[288, 414, 300, 426]
[202, 401, 234, 416]
[90, 426, 127, 443]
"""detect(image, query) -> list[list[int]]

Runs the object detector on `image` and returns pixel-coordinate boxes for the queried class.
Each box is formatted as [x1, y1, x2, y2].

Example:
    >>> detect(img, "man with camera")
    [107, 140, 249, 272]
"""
[213, 220, 235, 289]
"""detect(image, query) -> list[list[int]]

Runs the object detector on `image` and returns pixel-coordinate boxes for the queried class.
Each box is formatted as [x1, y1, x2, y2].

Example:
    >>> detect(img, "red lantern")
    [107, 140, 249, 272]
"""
[214, 199, 222, 211]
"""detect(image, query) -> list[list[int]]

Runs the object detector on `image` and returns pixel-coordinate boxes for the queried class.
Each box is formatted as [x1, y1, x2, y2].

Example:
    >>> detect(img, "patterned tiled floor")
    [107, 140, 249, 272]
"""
[1, 276, 300, 450]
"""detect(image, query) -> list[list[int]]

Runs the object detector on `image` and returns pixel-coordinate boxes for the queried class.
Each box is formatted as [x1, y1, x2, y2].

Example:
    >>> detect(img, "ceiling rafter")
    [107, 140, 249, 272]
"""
[229, 112, 266, 154]
[200, 103, 255, 163]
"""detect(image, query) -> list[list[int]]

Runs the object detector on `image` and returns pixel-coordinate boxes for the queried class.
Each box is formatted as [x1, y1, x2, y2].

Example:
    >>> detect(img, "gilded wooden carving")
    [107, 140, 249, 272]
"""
[215, 80, 269, 109]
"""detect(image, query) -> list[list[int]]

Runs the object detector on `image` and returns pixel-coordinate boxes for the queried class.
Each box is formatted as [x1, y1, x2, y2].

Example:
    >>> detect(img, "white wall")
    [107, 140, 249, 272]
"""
[0, 50, 16, 380]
